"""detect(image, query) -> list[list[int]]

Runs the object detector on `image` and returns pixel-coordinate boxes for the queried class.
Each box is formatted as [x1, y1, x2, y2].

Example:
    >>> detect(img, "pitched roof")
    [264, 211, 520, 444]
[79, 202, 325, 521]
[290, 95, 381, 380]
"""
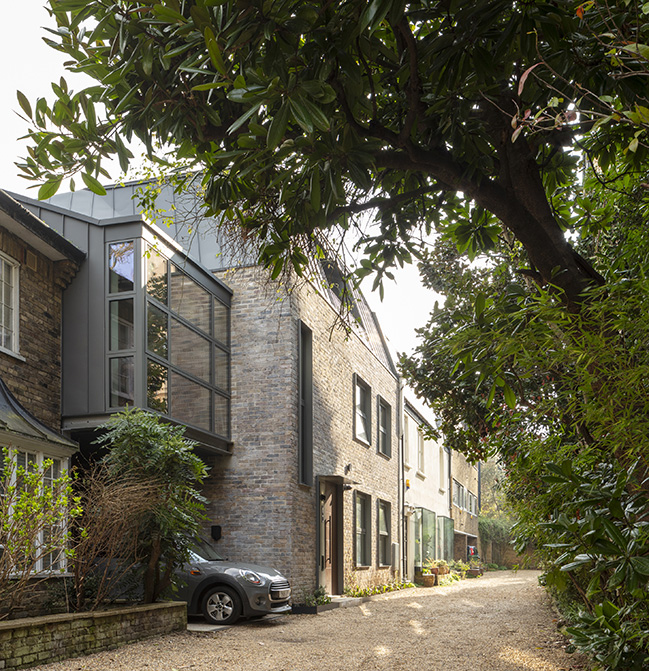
[0, 376, 77, 452]
[0, 190, 85, 264]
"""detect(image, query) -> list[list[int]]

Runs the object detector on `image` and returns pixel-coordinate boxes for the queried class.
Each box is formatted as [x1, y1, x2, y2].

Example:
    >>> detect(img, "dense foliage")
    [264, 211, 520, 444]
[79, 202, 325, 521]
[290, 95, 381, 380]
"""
[0, 449, 80, 619]
[402, 199, 649, 667]
[16, 0, 648, 302]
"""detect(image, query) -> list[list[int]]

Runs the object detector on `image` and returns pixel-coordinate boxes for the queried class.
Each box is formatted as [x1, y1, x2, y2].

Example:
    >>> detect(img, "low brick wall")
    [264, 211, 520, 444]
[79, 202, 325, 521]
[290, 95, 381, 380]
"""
[0, 602, 187, 670]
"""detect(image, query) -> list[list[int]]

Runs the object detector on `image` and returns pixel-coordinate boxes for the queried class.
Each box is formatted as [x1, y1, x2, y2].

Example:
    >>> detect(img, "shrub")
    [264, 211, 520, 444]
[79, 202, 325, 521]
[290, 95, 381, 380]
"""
[95, 408, 208, 603]
[0, 448, 81, 619]
[343, 580, 414, 598]
[66, 467, 162, 611]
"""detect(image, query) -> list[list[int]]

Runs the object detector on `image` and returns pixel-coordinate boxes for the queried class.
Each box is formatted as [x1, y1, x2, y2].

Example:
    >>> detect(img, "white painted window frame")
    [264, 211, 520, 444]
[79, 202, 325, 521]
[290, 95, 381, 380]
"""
[2, 448, 70, 574]
[0, 251, 20, 358]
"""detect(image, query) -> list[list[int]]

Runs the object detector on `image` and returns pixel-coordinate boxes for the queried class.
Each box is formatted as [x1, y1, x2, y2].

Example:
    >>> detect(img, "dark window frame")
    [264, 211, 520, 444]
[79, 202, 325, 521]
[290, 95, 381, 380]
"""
[298, 321, 313, 486]
[377, 396, 392, 458]
[145, 256, 231, 437]
[354, 491, 371, 567]
[106, 240, 137, 411]
[377, 499, 391, 567]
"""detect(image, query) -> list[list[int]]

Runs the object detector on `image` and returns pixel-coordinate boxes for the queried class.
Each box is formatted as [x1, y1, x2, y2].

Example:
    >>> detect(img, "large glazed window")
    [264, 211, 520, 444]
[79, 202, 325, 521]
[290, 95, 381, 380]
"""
[107, 241, 136, 409]
[110, 357, 135, 407]
[108, 241, 135, 293]
[144, 246, 230, 439]
[0, 252, 19, 354]
[413, 507, 436, 569]
[109, 299, 134, 351]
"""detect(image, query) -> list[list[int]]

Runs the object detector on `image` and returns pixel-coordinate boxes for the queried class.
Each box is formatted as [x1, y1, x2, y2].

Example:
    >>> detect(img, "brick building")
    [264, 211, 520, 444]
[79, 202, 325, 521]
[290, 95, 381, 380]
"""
[0, 190, 84, 572]
[13, 184, 400, 595]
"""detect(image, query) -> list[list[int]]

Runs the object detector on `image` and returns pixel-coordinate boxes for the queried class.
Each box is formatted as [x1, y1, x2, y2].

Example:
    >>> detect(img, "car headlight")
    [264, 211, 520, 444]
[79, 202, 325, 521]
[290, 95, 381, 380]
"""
[239, 569, 263, 585]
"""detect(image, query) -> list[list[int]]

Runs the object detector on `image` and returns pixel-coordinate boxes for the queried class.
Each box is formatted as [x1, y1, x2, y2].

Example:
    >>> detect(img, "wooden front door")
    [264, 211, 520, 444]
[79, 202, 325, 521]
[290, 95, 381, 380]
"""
[320, 481, 338, 594]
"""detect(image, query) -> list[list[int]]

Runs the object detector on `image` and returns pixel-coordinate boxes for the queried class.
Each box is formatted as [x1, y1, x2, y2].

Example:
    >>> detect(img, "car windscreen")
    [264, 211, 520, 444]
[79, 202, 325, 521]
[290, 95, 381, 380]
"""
[189, 538, 224, 562]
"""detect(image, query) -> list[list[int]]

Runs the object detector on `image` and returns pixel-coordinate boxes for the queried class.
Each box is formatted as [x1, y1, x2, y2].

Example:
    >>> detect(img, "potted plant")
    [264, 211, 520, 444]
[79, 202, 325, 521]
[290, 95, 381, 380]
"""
[418, 561, 438, 587]
[431, 559, 449, 575]
[467, 559, 484, 578]
[292, 586, 335, 614]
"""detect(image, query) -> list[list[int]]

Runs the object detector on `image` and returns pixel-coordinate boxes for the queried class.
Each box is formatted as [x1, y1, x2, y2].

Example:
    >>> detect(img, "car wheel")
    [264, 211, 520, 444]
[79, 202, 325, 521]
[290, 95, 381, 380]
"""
[201, 586, 242, 625]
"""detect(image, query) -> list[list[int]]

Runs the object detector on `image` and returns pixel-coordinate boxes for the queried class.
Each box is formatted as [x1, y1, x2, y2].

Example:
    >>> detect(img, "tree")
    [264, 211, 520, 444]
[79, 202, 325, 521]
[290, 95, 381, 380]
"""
[95, 408, 207, 603]
[400, 186, 649, 668]
[17, 0, 648, 304]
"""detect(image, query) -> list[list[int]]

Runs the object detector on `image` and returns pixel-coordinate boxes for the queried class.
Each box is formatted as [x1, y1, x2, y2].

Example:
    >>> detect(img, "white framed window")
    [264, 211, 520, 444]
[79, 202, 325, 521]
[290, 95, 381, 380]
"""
[453, 479, 466, 510]
[468, 491, 478, 516]
[439, 446, 447, 493]
[417, 430, 425, 474]
[403, 414, 411, 466]
[354, 375, 371, 445]
[2, 448, 70, 573]
[0, 252, 19, 355]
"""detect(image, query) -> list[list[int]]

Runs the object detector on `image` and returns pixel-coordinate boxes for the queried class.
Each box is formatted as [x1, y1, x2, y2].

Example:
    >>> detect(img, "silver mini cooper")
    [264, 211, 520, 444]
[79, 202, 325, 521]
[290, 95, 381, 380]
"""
[175, 539, 292, 625]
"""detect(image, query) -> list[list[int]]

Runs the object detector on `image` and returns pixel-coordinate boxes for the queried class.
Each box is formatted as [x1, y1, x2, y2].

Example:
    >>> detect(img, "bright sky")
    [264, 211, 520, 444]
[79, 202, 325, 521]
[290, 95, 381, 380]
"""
[0, 1, 441, 359]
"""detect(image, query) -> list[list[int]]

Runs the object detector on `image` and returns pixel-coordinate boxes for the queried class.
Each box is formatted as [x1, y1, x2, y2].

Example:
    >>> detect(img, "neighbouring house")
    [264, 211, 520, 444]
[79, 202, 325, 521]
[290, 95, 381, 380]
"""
[401, 393, 483, 576]
[13, 183, 401, 596]
[0, 189, 84, 574]
[402, 396, 454, 580]
[451, 452, 480, 561]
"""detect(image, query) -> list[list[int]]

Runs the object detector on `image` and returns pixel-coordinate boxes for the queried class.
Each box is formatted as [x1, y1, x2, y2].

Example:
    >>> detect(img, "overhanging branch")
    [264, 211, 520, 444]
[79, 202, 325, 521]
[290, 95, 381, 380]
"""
[327, 185, 439, 221]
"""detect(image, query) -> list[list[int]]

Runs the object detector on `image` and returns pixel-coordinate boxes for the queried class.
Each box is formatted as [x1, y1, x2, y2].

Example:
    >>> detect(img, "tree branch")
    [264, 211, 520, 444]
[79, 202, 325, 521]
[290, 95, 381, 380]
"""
[328, 185, 439, 221]
[395, 17, 423, 145]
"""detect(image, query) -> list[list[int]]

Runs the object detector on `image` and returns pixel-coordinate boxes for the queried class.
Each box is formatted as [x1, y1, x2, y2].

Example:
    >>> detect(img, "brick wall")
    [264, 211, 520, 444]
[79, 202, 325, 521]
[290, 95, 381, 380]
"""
[481, 540, 539, 569]
[204, 267, 400, 595]
[0, 227, 70, 431]
[0, 602, 186, 670]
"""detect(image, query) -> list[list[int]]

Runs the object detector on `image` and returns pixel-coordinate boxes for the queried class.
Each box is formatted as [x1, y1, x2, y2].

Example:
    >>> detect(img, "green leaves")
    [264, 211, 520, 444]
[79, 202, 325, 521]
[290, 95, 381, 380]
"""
[16, 90, 32, 119]
[267, 102, 289, 150]
[38, 177, 63, 200]
[95, 407, 207, 603]
[204, 27, 227, 76]
[359, 0, 393, 35]
[81, 172, 107, 195]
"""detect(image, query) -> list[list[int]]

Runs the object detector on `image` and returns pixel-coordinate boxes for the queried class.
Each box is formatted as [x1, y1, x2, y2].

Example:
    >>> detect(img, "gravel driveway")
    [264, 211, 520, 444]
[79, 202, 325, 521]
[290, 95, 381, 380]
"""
[31, 570, 589, 671]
